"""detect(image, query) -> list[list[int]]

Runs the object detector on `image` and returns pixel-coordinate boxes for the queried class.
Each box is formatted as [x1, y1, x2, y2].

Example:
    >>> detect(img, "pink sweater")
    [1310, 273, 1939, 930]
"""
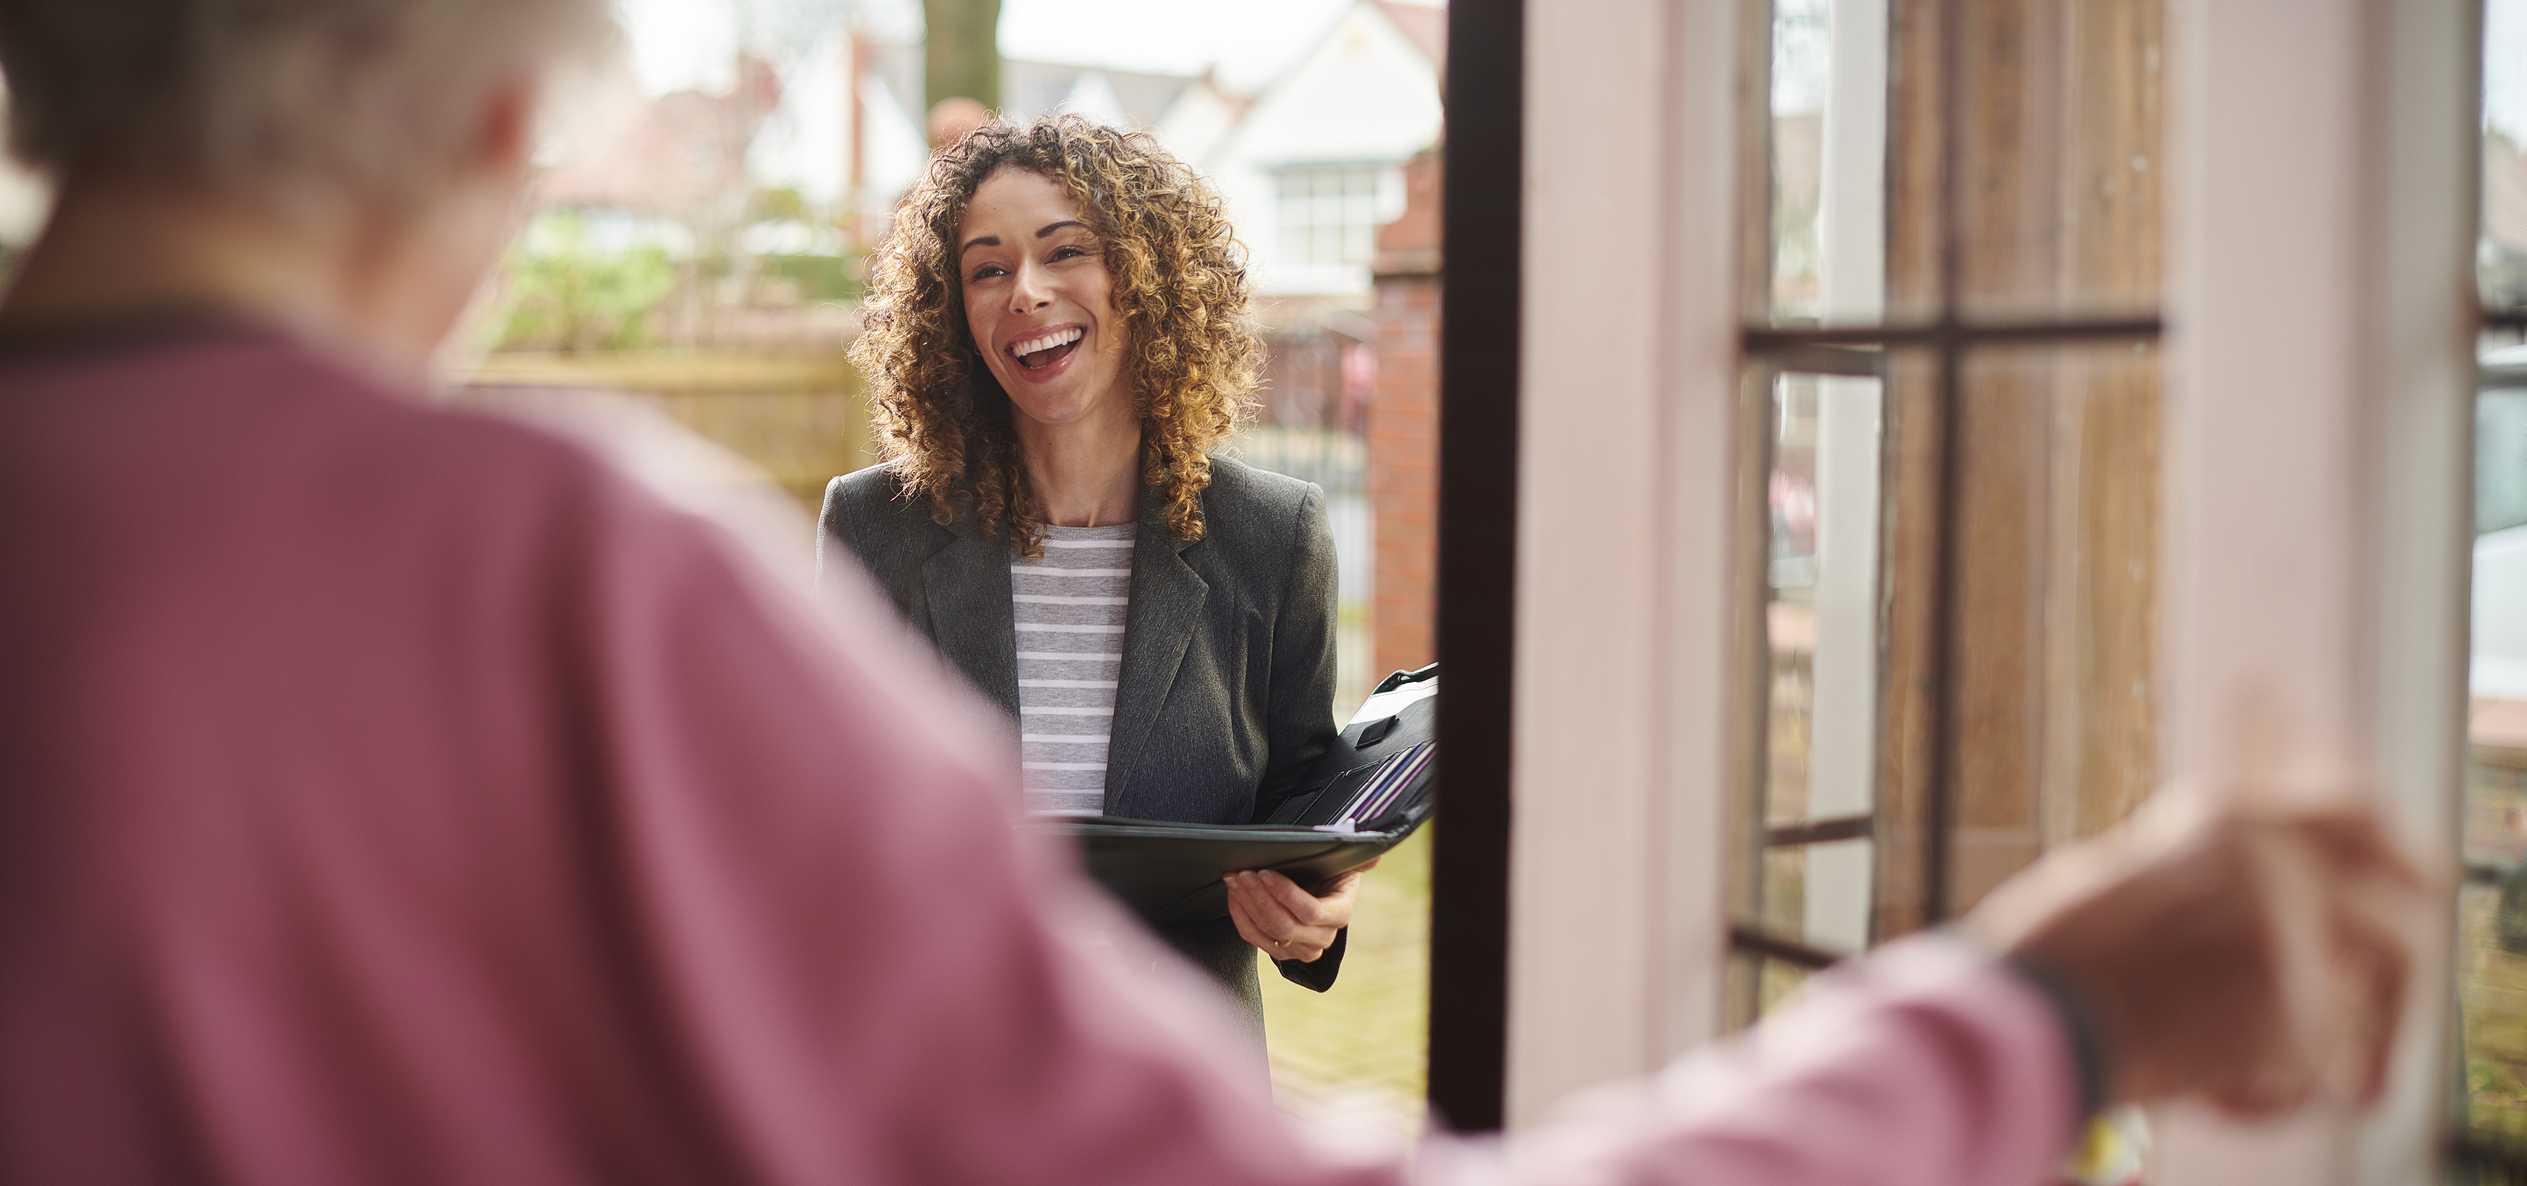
[0, 330, 2076, 1185]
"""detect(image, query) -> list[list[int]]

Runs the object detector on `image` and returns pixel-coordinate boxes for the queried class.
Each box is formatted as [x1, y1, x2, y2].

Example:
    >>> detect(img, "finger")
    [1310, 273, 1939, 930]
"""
[2272, 799, 2431, 888]
[2230, 821, 2422, 1110]
[1293, 871, 1363, 921]
[1228, 879, 1312, 955]
[1282, 935, 1331, 963]
[1253, 870, 1330, 925]
[1236, 872, 1312, 939]
[2325, 860, 2426, 1104]
[1224, 881, 1276, 952]
[1232, 872, 1331, 955]
[2249, 828, 2348, 1106]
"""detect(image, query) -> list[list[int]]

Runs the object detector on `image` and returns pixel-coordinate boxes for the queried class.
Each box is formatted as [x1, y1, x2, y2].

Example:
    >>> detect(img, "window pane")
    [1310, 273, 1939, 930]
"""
[1742, 366, 1885, 960]
[1869, 342, 2158, 936]
[1764, 0, 1874, 325]
[1738, 6, 2168, 1047]
[2488, 0, 2527, 313]
[2486, 384, 2527, 536]
[2467, 359, 2527, 1145]
[1906, 0, 2164, 323]
[2465, 3, 2527, 1147]
[1724, 951, 1819, 1032]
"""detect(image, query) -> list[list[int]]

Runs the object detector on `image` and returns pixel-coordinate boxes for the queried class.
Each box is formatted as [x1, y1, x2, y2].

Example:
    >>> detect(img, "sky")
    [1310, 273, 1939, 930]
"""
[615, 0, 1424, 98]
[2494, 0, 2527, 141]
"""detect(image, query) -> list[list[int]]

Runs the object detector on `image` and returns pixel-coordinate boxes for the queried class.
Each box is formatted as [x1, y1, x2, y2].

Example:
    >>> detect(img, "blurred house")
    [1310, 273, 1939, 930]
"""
[853, 0, 1444, 310]
[1001, 60, 1198, 129]
[1368, 148, 1443, 679]
[529, 54, 869, 351]
[2486, 133, 2527, 308]
[1156, 1, 1444, 300]
[542, 55, 785, 240]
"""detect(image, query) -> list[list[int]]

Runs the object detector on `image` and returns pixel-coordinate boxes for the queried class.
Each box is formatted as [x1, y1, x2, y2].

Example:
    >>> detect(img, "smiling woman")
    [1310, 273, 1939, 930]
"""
[848, 116, 1259, 551]
[820, 115, 1359, 1058]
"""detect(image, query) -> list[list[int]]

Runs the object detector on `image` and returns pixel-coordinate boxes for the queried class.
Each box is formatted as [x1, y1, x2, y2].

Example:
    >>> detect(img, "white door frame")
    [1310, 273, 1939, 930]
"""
[2155, 0, 2474, 1182]
[1502, 3, 2480, 1174]
[1503, 0, 1749, 1125]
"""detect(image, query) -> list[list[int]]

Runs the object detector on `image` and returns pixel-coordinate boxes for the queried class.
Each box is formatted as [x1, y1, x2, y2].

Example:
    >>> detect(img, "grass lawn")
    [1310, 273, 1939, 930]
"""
[1260, 826, 1432, 1141]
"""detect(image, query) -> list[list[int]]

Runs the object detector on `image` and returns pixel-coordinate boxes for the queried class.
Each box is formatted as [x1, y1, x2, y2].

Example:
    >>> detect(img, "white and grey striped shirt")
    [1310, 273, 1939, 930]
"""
[1012, 523, 1134, 816]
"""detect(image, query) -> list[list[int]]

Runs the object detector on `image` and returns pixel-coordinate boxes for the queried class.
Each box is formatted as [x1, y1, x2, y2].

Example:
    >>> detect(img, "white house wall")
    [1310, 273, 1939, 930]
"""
[1191, 2, 1443, 296]
[1149, 81, 1243, 174]
[747, 31, 854, 211]
[857, 71, 931, 221]
[1221, 5, 1442, 168]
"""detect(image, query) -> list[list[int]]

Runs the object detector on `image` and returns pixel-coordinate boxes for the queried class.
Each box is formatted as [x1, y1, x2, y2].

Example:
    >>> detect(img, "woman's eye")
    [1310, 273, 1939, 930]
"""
[1050, 245, 1089, 261]
[970, 263, 1007, 280]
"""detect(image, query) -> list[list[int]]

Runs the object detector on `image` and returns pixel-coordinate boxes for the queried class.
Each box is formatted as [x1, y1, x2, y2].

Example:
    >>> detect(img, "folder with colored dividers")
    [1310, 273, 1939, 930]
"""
[1046, 665, 1438, 928]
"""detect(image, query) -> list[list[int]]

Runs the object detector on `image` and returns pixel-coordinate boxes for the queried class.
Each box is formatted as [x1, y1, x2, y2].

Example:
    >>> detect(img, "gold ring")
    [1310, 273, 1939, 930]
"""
[1275, 937, 1291, 948]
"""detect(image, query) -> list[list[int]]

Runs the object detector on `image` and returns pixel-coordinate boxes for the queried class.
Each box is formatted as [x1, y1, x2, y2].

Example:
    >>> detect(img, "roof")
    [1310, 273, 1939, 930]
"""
[1002, 59, 1199, 128]
[1374, 1, 1446, 72]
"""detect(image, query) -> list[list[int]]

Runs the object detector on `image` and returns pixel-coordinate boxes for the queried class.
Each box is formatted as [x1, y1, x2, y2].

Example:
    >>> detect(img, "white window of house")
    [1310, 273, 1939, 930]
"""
[1276, 166, 1388, 269]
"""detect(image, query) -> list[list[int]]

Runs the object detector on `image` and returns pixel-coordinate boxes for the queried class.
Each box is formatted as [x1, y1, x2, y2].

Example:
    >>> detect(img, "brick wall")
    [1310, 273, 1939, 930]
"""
[1367, 148, 1442, 680]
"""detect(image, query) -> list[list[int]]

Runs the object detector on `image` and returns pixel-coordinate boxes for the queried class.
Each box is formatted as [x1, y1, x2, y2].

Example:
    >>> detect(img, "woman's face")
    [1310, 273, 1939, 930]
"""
[956, 167, 1134, 433]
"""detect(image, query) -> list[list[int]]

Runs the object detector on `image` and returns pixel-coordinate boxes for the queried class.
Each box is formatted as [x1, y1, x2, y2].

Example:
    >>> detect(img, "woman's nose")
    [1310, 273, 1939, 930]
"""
[1010, 263, 1053, 311]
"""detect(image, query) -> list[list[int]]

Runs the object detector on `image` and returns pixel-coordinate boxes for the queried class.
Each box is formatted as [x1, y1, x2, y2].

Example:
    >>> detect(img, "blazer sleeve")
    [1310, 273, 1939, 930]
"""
[1252, 482, 1340, 819]
[1258, 484, 1348, 993]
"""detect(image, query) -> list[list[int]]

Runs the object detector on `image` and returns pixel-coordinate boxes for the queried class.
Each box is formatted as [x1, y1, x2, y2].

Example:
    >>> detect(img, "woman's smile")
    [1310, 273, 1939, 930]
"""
[1007, 323, 1086, 374]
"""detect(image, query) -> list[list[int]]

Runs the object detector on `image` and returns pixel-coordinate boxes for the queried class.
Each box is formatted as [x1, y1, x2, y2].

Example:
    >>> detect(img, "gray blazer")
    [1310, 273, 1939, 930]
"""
[817, 455, 1345, 1034]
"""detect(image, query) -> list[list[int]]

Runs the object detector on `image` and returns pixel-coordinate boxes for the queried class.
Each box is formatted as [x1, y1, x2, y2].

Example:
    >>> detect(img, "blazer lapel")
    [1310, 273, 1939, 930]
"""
[1104, 488, 1207, 817]
[919, 521, 1021, 716]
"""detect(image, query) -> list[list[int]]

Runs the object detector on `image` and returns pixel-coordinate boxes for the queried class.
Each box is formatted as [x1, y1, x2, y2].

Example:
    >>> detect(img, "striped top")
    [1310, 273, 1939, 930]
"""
[1011, 523, 1135, 816]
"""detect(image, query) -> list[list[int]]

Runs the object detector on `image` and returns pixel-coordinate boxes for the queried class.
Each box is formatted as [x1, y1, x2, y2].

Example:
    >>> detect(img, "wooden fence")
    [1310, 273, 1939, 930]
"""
[459, 351, 869, 516]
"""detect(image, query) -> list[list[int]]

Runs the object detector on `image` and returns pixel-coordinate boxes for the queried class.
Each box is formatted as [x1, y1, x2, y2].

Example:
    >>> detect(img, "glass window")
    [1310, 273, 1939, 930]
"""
[2462, 356, 2527, 1156]
[1733, 0, 2163, 1008]
[2458, 5, 2527, 1168]
[1277, 166, 1389, 269]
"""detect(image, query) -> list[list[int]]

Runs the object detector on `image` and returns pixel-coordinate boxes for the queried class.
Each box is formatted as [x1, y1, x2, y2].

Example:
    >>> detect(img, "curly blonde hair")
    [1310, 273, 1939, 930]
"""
[851, 114, 1262, 554]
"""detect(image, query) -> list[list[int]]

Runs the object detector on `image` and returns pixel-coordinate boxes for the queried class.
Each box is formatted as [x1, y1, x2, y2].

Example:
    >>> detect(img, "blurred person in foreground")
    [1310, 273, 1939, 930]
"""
[0, 3, 2432, 1185]
[823, 116, 1362, 1050]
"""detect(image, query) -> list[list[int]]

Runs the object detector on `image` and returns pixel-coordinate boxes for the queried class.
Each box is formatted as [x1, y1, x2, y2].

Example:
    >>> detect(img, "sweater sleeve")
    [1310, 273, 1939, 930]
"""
[1257, 484, 1349, 992]
[1419, 935, 2082, 1186]
[582, 489, 2079, 1186]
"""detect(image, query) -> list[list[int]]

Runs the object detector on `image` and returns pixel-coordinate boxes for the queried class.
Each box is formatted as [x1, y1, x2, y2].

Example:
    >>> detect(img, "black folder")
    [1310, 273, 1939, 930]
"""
[1047, 665, 1437, 928]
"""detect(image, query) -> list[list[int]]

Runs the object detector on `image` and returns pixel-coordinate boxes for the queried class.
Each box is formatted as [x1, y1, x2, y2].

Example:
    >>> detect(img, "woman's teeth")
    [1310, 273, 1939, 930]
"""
[1012, 327, 1084, 368]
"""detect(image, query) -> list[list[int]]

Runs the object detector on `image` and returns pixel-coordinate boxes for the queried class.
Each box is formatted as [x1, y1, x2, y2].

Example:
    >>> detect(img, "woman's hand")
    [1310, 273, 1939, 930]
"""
[1225, 859, 1380, 963]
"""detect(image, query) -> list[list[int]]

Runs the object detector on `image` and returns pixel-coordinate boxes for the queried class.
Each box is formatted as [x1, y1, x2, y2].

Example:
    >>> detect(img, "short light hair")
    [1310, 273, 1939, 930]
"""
[0, 0, 615, 200]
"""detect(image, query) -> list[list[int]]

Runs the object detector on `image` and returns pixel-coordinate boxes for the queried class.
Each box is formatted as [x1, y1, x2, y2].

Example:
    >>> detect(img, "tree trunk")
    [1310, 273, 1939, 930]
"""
[921, 0, 1002, 115]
